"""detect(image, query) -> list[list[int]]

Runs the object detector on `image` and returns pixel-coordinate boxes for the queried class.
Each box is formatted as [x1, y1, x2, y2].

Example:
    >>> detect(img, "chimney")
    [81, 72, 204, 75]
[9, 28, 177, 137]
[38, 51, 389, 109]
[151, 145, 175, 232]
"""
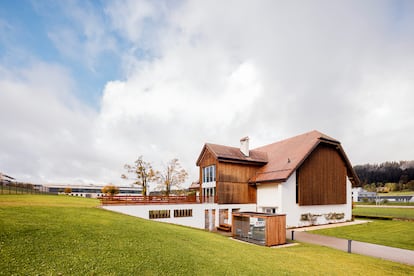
[240, 136, 249, 156]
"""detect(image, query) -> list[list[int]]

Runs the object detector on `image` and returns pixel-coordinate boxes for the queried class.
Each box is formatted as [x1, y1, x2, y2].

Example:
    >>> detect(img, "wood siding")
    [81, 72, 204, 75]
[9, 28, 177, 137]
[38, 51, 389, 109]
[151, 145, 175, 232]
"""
[198, 147, 260, 204]
[198, 149, 217, 170]
[265, 215, 286, 246]
[216, 181, 256, 204]
[297, 144, 347, 206]
[198, 149, 217, 185]
[218, 163, 260, 183]
[217, 162, 259, 204]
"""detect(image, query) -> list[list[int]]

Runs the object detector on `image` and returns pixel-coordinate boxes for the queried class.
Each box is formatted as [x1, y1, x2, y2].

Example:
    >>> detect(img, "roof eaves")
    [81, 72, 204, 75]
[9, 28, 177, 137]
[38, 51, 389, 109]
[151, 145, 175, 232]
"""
[217, 157, 268, 165]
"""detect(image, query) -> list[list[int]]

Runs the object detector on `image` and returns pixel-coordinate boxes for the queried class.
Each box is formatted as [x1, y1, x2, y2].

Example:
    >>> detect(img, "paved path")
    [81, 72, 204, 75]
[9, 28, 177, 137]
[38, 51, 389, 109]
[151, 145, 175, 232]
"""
[286, 222, 414, 266]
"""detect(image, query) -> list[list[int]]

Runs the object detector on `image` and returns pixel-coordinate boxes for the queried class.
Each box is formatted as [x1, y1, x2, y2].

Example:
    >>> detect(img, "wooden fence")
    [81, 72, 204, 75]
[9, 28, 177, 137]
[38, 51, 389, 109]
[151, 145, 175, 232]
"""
[0, 183, 53, 195]
[99, 195, 202, 205]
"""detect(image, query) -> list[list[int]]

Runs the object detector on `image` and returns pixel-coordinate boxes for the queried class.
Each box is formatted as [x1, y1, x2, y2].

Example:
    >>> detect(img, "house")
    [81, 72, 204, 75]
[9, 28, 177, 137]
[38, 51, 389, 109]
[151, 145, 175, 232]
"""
[102, 130, 360, 230]
[352, 187, 377, 202]
[188, 181, 200, 194]
[196, 130, 360, 227]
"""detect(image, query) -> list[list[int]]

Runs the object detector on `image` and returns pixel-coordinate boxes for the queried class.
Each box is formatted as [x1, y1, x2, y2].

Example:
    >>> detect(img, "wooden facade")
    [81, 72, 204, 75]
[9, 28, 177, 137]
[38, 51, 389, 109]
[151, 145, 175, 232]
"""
[197, 148, 217, 169]
[217, 162, 259, 204]
[197, 146, 260, 204]
[297, 144, 347, 206]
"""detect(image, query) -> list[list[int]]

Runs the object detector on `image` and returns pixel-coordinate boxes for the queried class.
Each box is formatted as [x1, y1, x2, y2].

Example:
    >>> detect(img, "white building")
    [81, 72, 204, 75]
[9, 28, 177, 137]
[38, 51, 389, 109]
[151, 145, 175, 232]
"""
[40, 183, 142, 198]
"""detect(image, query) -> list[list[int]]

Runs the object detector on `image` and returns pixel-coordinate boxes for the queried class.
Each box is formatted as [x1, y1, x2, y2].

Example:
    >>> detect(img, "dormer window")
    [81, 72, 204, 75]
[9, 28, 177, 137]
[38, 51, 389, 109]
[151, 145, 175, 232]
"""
[202, 165, 216, 183]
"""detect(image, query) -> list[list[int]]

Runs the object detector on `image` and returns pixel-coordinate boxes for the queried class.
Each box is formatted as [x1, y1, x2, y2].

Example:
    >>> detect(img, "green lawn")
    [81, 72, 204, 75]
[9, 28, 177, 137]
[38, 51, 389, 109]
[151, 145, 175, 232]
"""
[1, 195, 413, 275]
[355, 201, 414, 206]
[0, 194, 99, 207]
[353, 206, 414, 220]
[312, 219, 414, 251]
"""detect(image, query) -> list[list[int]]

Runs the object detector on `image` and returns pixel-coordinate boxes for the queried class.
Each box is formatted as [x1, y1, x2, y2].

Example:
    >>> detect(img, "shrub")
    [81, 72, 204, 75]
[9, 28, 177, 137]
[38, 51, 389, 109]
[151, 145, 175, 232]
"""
[101, 185, 119, 196]
[406, 180, 414, 191]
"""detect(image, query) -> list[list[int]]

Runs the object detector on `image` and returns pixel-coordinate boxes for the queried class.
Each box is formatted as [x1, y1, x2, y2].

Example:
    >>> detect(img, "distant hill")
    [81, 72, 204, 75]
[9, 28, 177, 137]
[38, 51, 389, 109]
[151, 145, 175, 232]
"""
[354, 161, 414, 191]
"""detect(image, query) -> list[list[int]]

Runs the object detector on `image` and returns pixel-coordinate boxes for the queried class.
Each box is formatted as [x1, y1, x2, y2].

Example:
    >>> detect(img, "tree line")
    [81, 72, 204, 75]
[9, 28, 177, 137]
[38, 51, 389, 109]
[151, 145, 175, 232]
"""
[354, 160, 414, 192]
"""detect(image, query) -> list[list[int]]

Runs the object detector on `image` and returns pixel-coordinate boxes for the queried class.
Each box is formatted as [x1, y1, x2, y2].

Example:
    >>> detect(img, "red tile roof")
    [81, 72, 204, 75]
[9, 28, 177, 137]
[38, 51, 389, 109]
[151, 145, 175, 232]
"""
[196, 143, 268, 165]
[251, 130, 343, 183]
[197, 130, 359, 185]
[189, 181, 200, 190]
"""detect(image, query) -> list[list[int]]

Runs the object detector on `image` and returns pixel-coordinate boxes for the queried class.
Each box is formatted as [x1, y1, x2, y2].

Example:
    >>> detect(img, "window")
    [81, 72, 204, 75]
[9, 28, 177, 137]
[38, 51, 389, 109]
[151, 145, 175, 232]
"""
[263, 207, 277, 214]
[202, 165, 216, 183]
[149, 210, 171, 219]
[174, 209, 193, 217]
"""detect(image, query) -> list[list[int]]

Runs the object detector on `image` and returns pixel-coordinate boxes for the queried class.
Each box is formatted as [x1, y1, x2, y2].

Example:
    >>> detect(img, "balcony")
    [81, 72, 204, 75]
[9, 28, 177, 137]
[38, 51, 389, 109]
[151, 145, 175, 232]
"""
[99, 195, 201, 205]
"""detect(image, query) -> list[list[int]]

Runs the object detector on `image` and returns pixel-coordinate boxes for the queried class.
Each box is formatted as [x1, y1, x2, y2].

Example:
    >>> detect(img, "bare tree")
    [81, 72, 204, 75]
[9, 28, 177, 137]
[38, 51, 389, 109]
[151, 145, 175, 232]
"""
[122, 156, 156, 196]
[156, 158, 188, 196]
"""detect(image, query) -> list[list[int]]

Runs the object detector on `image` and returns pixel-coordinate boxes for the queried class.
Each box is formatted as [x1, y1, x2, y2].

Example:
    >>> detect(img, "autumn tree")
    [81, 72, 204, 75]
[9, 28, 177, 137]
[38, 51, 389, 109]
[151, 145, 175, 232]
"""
[122, 156, 156, 196]
[102, 184, 119, 196]
[156, 158, 188, 196]
[64, 187, 72, 194]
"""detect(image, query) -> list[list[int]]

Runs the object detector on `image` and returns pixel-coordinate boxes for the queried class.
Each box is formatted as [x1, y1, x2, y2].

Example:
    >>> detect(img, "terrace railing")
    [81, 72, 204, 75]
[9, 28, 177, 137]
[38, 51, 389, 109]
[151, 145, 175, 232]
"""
[99, 195, 201, 205]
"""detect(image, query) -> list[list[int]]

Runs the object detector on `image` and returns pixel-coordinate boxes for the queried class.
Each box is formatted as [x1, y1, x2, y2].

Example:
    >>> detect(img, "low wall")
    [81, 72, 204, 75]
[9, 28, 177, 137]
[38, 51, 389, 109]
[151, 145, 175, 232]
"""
[103, 203, 256, 230]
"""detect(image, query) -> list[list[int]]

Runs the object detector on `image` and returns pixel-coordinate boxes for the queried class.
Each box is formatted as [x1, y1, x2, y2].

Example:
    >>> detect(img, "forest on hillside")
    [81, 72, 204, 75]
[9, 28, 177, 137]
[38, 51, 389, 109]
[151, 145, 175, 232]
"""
[353, 161, 414, 192]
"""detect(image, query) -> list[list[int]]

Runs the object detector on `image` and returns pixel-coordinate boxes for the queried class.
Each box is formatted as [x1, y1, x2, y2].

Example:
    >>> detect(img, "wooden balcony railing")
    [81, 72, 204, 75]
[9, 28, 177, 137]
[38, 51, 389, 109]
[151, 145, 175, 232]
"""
[99, 195, 201, 205]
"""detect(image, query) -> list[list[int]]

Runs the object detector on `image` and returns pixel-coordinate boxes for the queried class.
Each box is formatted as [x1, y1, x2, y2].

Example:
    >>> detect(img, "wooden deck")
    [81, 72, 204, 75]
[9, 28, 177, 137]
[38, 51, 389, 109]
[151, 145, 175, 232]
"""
[217, 223, 232, 232]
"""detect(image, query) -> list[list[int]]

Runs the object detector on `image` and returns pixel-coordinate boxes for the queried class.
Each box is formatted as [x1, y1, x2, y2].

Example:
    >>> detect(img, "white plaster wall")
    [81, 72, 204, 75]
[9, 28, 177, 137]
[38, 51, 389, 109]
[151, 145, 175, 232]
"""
[103, 203, 256, 230]
[256, 183, 281, 211]
[103, 204, 212, 229]
[280, 172, 352, 228]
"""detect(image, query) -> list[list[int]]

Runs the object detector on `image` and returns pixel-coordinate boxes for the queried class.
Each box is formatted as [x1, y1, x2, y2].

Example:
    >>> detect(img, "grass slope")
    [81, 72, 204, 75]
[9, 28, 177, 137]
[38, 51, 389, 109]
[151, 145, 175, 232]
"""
[353, 206, 414, 220]
[0, 194, 99, 207]
[1, 195, 413, 275]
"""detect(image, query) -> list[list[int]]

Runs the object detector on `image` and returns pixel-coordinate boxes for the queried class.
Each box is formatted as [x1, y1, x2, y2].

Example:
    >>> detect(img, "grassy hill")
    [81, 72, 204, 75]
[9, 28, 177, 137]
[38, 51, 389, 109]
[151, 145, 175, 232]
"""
[1, 195, 413, 275]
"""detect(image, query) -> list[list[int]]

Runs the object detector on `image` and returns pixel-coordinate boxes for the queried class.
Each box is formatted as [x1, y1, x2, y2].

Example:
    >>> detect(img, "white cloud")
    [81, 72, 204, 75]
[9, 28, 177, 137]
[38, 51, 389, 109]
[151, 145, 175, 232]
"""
[98, 0, 414, 173]
[96, 54, 263, 180]
[0, 62, 104, 184]
[2, 1, 414, 185]
[105, 0, 163, 44]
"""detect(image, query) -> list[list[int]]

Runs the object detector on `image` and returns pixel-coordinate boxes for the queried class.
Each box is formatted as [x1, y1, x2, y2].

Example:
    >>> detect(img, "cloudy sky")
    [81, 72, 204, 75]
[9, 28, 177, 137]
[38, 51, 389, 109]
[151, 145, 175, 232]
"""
[1, 0, 413, 187]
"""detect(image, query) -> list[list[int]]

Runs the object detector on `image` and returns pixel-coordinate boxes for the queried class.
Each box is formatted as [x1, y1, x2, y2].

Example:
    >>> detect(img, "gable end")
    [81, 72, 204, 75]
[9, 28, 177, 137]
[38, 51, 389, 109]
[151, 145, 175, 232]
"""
[297, 144, 347, 206]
